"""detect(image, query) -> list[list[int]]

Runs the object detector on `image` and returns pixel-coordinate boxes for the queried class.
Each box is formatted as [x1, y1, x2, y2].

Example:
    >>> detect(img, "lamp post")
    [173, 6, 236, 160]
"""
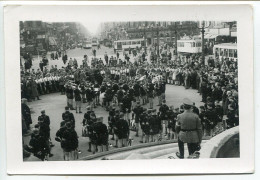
[156, 23, 160, 57]
[197, 21, 211, 64]
[139, 24, 147, 54]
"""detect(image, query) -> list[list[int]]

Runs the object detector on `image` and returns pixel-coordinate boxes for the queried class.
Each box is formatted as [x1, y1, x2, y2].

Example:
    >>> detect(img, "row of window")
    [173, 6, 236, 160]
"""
[215, 48, 237, 58]
[177, 42, 202, 48]
[116, 40, 144, 46]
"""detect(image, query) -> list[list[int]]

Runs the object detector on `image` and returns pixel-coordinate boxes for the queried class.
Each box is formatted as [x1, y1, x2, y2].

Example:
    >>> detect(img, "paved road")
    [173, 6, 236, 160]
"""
[26, 45, 146, 71]
[23, 84, 203, 161]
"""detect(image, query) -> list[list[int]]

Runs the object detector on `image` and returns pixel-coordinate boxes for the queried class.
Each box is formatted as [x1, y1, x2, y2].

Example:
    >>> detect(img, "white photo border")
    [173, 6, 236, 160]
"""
[4, 3, 254, 174]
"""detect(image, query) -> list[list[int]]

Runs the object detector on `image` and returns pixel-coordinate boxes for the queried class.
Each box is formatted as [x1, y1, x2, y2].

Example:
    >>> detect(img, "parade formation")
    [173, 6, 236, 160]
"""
[20, 21, 239, 161]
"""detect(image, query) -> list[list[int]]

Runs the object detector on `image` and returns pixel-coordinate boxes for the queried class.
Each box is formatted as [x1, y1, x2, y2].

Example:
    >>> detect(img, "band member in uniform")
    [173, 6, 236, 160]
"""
[92, 117, 109, 152]
[114, 112, 129, 148]
[28, 128, 50, 161]
[74, 85, 82, 113]
[150, 109, 161, 142]
[132, 101, 143, 137]
[159, 99, 169, 136]
[59, 122, 79, 160]
[62, 106, 75, 128]
[175, 98, 203, 159]
[147, 81, 154, 109]
[167, 106, 177, 140]
[65, 83, 75, 110]
[139, 108, 150, 143]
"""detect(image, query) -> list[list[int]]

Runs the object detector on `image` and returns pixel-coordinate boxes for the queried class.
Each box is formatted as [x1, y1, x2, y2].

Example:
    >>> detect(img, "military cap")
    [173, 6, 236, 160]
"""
[41, 110, 45, 114]
[183, 98, 193, 106]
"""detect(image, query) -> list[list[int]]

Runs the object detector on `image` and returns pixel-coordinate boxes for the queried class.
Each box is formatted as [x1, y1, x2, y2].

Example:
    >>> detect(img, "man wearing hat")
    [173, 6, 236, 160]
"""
[175, 98, 203, 159]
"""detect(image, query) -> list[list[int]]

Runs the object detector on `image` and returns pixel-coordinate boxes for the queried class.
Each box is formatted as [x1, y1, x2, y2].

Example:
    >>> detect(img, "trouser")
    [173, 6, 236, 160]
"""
[158, 95, 162, 105]
[67, 98, 73, 108]
[149, 97, 153, 109]
[178, 138, 198, 157]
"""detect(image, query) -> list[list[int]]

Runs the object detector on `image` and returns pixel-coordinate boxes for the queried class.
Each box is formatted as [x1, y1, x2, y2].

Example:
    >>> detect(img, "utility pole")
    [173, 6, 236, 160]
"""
[157, 23, 160, 57]
[174, 22, 178, 59]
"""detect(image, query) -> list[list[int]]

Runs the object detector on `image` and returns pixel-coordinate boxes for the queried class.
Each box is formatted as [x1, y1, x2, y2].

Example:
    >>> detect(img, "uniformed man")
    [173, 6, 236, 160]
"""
[62, 106, 75, 128]
[204, 102, 218, 136]
[114, 112, 129, 148]
[28, 128, 50, 161]
[175, 98, 203, 159]
[132, 101, 143, 137]
[149, 109, 161, 142]
[139, 108, 150, 143]
[108, 105, 116, 140]
[159, 99, 169, 136]
[65, 83, 75, 110]
[92, 117, 109, 152]
[74, 85, 82, 113]
[147, 81, 154, 109]
[167, 106, 177, 140]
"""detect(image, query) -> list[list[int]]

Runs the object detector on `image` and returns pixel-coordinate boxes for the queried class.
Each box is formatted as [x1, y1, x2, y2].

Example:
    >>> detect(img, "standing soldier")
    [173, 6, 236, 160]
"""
[175, 98, 203, 159]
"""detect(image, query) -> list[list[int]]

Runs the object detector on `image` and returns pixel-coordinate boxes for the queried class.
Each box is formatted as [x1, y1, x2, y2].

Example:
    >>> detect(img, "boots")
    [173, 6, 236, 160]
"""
[79, 108, 82, 113]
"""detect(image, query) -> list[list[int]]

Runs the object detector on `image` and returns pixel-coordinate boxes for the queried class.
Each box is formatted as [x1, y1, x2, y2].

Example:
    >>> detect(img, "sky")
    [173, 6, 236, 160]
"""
[81, 21, 101, 36]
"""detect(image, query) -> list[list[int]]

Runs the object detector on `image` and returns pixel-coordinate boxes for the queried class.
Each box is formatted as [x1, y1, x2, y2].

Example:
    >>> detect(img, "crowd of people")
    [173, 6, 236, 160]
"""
[21, 43, 239, 160]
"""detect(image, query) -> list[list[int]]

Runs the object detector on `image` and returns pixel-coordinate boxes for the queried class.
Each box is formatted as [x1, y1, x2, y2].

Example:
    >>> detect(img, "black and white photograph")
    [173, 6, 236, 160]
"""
[20, 20, 239, 161]
[4, 4, 254, 174]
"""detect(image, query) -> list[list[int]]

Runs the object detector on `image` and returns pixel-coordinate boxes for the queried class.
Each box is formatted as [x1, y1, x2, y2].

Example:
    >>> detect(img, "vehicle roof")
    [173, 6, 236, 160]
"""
[214, 43, 237, 49]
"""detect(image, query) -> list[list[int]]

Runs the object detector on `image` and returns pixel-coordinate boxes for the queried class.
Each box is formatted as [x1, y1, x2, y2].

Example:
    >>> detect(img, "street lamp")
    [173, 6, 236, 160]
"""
[196, 21, 211, 64]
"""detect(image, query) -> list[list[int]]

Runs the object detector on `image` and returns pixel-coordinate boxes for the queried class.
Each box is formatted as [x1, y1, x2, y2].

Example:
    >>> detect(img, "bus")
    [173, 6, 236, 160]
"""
[114, 38, 145, 51]
[92, 38, 98, 46]
[177, 38, 202, 54]
[83, 40, 92, 49]
[213, 43, 237, 61]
